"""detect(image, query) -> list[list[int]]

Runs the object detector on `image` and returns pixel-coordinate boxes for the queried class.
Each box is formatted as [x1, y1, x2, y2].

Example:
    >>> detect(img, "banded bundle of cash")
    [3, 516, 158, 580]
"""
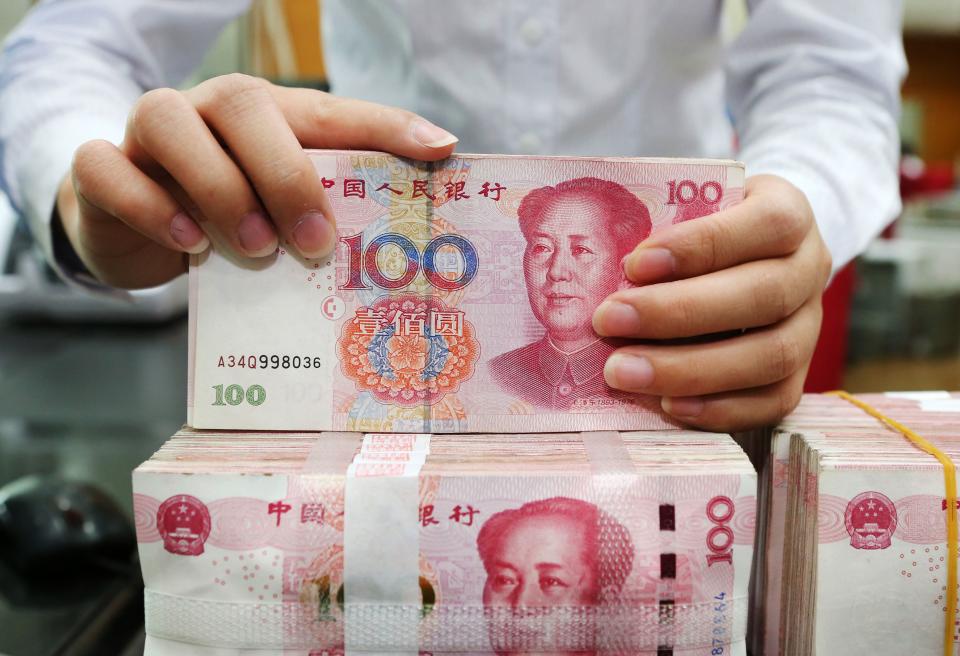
[133, 429, 756, 655]
[188, 151, 744, 434]
[755, 391, 960, 655]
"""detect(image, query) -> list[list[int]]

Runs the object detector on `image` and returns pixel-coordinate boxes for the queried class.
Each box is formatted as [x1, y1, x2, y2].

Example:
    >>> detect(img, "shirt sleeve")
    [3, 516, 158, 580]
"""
[0, 0, 250, 285]
[725, 0, 907, 273]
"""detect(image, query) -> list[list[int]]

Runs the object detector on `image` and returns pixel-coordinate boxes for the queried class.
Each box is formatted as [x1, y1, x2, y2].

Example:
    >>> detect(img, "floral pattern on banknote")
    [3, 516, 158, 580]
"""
[338, 294, 479, 406]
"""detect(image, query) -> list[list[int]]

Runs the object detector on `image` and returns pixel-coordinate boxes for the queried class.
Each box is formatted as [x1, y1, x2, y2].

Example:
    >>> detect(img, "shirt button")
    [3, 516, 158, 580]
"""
[520, 17, 544, 46]
[558, 383, 573, 397]
[517, 132, 542, 153]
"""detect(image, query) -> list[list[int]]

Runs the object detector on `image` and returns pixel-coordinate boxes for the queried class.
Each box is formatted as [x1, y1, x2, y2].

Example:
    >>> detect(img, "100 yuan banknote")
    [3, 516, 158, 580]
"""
[135, 431, 756, 654]
[188, 152, 745, 432]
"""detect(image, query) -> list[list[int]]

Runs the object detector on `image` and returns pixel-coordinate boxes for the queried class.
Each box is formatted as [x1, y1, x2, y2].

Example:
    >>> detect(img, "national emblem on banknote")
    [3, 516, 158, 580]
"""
[844, 490, 898, 550]
[156, 494, 212, 556]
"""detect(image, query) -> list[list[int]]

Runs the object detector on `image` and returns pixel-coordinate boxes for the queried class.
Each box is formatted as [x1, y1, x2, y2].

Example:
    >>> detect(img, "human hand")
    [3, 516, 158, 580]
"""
[592, 175, 832, 432]
[57, 74, 458, 289]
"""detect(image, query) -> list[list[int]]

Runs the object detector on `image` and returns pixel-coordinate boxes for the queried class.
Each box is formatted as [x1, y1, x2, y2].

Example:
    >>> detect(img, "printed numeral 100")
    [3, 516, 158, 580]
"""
[667, 179, 723, 205]
[705, 495, 735, 567]
[340, 232, 479, 291]
[212, 384, 266, 407]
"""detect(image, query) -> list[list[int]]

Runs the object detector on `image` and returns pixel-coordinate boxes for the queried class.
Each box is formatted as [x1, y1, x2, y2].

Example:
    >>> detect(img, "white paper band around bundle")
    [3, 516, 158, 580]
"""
[583, 430, 634, 475]
[305, 431, 427, 654]
[344, 433, 429, 656]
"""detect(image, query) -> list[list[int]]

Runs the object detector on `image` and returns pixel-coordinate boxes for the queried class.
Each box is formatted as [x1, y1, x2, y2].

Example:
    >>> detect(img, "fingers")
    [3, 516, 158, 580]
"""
[181, 75, 458, 258]
[70, 139, 201, 288]
[594, 226, 827, 339]
[623, 175, 815, 284]
[185, 76, 332, 257]
[595, 173, 831, 431]
[268, 85, 459, 160]
[66, 74, 463, 287]
[659, 366, 809, 432]
[603, 298, 822, 397]
[125, 86, 280, 257]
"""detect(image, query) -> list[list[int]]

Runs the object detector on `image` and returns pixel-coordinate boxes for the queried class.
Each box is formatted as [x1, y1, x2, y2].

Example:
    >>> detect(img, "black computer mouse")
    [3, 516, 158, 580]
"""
[0, 475, 136, 577]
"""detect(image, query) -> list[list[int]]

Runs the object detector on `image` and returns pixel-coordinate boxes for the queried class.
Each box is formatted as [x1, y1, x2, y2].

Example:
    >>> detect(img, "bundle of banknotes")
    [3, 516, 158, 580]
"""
[136, 151, 766, 654]
[136, 148, 960, 654]
[754, 391, 960, 655]
[134, 429, 757, 655]
[187, 150, 745, 433]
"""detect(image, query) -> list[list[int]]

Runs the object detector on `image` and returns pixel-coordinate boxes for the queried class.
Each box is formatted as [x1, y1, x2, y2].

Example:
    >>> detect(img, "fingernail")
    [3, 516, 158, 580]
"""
[169, 212, 209, 254]
[237, 211, 278, 257]
[626, 247, 675, 283]
[293, 210, 336, 258]
[412, 119, 459, 148]
[604, 353, 654, 390]
[662, 396, 704, 418]
[593, 300, 640, 335]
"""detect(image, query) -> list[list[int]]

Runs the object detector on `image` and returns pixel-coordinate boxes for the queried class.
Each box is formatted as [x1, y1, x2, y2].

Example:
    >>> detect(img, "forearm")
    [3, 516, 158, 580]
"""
[726, 0, 906, 273]
[0, 28, 137, 265]
[0, 0, 249, 275]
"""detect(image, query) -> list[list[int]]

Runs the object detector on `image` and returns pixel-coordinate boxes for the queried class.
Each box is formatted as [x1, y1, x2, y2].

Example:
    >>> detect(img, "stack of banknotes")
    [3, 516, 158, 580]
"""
[754, 391, 960, 655]
[134, 429, 757, 655]
[187, 150, 745, 433]
[134, 151, 763, 654]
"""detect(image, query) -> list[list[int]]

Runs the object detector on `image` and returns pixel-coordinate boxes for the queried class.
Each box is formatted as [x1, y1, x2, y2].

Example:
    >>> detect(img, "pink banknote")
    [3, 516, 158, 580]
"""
[757, 392, 960, 656]
[187, 151, 745, 432]
[134, 431, 756, 654]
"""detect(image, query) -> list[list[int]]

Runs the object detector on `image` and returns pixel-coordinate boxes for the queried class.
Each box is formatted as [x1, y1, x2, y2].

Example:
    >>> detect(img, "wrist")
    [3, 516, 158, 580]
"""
[52, 173, 93, 279]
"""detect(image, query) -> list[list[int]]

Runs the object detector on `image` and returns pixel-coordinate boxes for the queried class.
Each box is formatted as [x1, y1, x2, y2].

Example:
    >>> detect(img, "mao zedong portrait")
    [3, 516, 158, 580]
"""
[488, 177, 651, 409]
[477, 496, 635, 656]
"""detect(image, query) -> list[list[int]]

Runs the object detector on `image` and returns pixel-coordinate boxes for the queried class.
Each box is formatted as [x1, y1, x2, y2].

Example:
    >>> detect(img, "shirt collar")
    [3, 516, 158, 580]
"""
[537, 338, 616, 387]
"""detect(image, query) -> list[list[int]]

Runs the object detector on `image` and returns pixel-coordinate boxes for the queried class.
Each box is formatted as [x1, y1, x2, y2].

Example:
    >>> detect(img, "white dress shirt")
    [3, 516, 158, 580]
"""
[0, 0, 906, 282]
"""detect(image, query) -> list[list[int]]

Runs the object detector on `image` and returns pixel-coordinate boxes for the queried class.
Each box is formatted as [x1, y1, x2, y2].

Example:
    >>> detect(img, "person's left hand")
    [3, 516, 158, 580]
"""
[592, 174, 832, 432]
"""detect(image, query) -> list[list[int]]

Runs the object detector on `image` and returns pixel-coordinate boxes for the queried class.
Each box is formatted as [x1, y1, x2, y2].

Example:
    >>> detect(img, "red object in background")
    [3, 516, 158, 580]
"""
[804, 263, 856, 393]
[805, 156, 957, 392]
[900, 156, 955, 201]
[890, 156, 956, 238]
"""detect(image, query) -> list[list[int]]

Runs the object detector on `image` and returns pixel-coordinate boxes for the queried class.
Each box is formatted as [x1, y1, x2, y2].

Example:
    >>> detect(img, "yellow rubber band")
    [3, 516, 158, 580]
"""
[827, 390, 957, 655]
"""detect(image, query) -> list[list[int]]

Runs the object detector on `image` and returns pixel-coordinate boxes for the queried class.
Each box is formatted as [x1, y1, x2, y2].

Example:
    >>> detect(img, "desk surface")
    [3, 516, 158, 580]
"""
[0, 318, 187, 656]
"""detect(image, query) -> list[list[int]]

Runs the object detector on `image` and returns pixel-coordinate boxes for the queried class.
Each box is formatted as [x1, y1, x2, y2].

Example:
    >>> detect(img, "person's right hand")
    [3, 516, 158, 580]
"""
[58, 73, 459, 289]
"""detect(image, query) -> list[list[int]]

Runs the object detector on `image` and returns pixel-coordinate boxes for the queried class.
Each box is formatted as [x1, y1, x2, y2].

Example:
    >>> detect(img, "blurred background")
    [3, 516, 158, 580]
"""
[0, 1, 958, 654]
